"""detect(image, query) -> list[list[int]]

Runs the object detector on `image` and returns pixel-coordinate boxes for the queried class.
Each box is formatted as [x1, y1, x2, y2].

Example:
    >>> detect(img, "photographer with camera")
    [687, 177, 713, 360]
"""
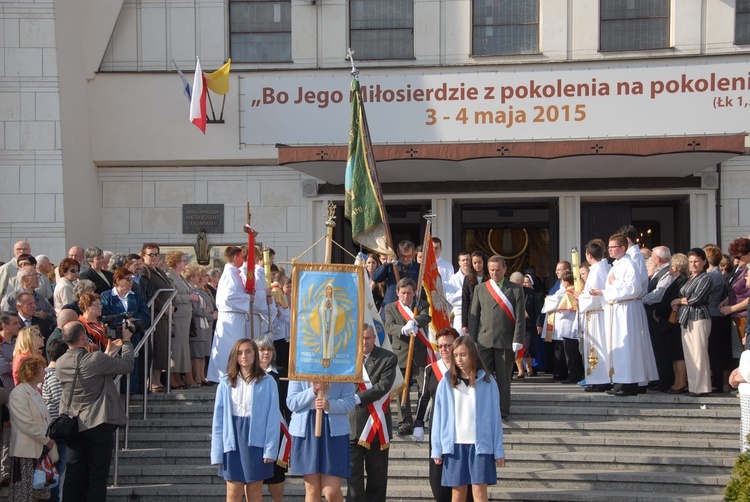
[56, 320, 134, 501]
[101, 267, 150, 394]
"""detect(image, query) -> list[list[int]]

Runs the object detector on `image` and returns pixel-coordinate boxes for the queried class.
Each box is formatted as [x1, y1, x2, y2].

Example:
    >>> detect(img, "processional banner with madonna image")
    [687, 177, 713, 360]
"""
[288, 263, 365, 382]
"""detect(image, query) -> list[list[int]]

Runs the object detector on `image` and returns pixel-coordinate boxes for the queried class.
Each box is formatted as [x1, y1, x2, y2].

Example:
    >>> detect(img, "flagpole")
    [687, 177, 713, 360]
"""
[315, 200, 337, 437]
[348, 49, 400, 281]
[207, 91, 217, 122]
[401, 213, 434, 405]
[244, 203, 256, 339]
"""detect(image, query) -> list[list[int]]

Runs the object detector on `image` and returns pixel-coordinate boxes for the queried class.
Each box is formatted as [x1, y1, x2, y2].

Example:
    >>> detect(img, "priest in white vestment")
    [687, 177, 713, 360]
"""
[206, 247, 251, 382]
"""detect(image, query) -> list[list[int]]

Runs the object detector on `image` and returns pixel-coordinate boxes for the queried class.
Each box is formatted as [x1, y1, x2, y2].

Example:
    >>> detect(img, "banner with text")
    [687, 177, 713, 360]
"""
[240, 56, 750, 145]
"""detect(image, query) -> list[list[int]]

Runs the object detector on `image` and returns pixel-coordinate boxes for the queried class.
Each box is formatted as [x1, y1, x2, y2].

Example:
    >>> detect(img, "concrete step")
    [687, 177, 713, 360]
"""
[106, 481, 726, 501]
[106, 381, 738, 501]
[110, 457, 733, 486]
[114, 443, 734, 479]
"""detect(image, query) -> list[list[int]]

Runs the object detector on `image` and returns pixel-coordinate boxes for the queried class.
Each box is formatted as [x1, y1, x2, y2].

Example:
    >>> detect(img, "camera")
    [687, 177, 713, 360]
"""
[101, 312, 146, 339]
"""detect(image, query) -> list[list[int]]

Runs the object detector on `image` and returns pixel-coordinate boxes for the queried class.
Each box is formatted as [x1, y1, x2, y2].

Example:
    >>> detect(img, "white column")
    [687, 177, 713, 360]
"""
[689, 192, 717, 248]
[558, 195, 581, 259]
[308, 199, 328, 264]
[431, 196, 453, 261]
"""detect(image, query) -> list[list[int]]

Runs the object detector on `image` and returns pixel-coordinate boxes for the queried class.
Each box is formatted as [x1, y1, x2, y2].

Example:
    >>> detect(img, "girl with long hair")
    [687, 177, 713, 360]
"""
[431, 336, 505, 502]
[211, 338, 280, 502]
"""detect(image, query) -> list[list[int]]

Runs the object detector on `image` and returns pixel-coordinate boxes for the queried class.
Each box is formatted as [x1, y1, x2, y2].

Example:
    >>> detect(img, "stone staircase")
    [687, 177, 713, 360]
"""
[104, 377, 740, 501]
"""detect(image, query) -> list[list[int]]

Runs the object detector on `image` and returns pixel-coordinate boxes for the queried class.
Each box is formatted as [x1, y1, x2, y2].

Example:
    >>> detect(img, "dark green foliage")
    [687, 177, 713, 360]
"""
[726, 436, 750, 501]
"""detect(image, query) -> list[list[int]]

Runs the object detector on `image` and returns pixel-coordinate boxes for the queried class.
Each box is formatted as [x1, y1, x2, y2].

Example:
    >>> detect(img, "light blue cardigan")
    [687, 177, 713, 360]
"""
[430, 369, 505, 460]
[210, 374, 280, 465]
[287, 381, 356, 438]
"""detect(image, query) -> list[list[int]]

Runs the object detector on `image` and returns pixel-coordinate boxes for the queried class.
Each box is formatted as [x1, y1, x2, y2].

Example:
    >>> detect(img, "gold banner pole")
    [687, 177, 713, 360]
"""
[316, 201, 337, 437]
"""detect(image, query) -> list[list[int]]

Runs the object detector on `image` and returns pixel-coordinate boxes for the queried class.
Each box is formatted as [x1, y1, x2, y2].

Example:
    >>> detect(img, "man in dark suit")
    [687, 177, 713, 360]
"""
[468, 255, 525, 420]
[348, 323, 398, 502]
[642, 246, 674, 391]
[384, 277, 431, 436]
[14, 291, 54, 342]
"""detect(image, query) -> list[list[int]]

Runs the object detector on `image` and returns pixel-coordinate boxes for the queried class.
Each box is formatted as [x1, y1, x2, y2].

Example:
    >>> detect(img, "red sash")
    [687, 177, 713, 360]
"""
[430, 361, 446, 382]
[485, 281, 516, 324]
[277, 417, 291, 467]
[395, 302, 438, 364]
[356, 365, 390, 450]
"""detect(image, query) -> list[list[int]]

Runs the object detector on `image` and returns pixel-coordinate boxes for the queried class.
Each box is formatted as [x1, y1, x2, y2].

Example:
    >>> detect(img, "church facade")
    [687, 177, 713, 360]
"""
[3, 0, 750, 278]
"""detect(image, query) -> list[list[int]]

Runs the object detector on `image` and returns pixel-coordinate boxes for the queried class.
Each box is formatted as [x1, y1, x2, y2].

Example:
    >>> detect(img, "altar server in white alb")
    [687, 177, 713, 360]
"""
[207, 246, 252, 382]
[576, 239, 612, 392]
[618, 224, 659, 391]
[592, 234, 652, 397]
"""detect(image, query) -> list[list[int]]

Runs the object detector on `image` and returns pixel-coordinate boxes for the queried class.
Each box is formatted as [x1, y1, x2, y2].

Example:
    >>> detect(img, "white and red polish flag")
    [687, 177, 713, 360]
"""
[189, 57, 207, 133]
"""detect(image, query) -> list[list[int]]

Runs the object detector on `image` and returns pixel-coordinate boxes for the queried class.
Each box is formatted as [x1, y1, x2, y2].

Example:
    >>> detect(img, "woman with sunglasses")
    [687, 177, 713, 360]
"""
[53, 258, 80, 314]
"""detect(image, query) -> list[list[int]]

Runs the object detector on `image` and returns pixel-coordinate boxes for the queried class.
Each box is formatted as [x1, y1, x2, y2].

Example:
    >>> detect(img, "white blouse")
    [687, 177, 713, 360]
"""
[230, 377, 255, 417]
[453, 379, 476, 444]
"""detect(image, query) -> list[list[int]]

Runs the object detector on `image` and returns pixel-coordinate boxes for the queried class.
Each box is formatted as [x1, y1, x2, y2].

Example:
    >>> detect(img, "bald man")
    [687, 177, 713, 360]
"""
[46, 309, 79, 354]
[0, 241, 30, 298]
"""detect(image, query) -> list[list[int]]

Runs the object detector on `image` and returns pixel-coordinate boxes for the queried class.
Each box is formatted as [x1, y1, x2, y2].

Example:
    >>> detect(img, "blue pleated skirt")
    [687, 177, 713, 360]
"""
[441, 444, 497, 487]
[290, 412, 350, 478]
[218, 415, 274, 483]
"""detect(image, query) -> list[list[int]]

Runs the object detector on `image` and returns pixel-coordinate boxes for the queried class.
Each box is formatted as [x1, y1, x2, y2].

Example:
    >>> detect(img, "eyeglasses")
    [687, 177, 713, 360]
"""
[145, 253, 160, 257]
[90, 303, 102, 308]
[69, 269, 79, 273]
[608, 245, 623, 249]
[122, 277, 134, 282]
[437, 344, 453, 349]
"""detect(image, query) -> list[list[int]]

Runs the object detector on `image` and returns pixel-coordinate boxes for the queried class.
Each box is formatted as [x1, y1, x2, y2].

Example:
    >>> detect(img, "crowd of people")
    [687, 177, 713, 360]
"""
[1, 223, 749, 501]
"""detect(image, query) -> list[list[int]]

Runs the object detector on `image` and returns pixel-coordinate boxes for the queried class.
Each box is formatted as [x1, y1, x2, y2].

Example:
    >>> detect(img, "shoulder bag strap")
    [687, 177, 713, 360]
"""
[64, 351, 84, 411]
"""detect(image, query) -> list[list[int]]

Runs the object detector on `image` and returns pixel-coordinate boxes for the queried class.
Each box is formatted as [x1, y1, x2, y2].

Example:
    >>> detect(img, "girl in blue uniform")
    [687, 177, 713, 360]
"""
[287, 380, 355, 502]
[211, 338, 280, 501]
[431, 336, 506, 502]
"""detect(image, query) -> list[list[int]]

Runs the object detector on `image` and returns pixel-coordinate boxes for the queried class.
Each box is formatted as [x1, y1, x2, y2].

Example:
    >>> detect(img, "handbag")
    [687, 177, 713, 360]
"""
[668, 309, 679, 324]
[46, 351, 83, 442]
[32, 447, 59, 490]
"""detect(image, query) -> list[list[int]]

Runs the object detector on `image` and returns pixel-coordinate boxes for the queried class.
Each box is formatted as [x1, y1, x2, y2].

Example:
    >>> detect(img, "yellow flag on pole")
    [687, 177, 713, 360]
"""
[205, 59, 231, 95]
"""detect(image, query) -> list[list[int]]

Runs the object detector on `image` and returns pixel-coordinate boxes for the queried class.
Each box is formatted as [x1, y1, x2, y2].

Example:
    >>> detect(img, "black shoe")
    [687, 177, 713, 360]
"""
[614, 389, 637, 397]
[637, 386, 648, 394]
[397, 425, 413, 436]
[606, 389, 617, 395]
[687, 392, 710, 398]
[585, 384, 612, 393]
[501, 415, 509, 422]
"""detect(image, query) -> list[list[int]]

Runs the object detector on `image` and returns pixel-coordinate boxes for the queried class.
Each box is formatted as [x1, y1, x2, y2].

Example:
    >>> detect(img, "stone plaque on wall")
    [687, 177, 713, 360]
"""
[183, 204, 224, 234]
